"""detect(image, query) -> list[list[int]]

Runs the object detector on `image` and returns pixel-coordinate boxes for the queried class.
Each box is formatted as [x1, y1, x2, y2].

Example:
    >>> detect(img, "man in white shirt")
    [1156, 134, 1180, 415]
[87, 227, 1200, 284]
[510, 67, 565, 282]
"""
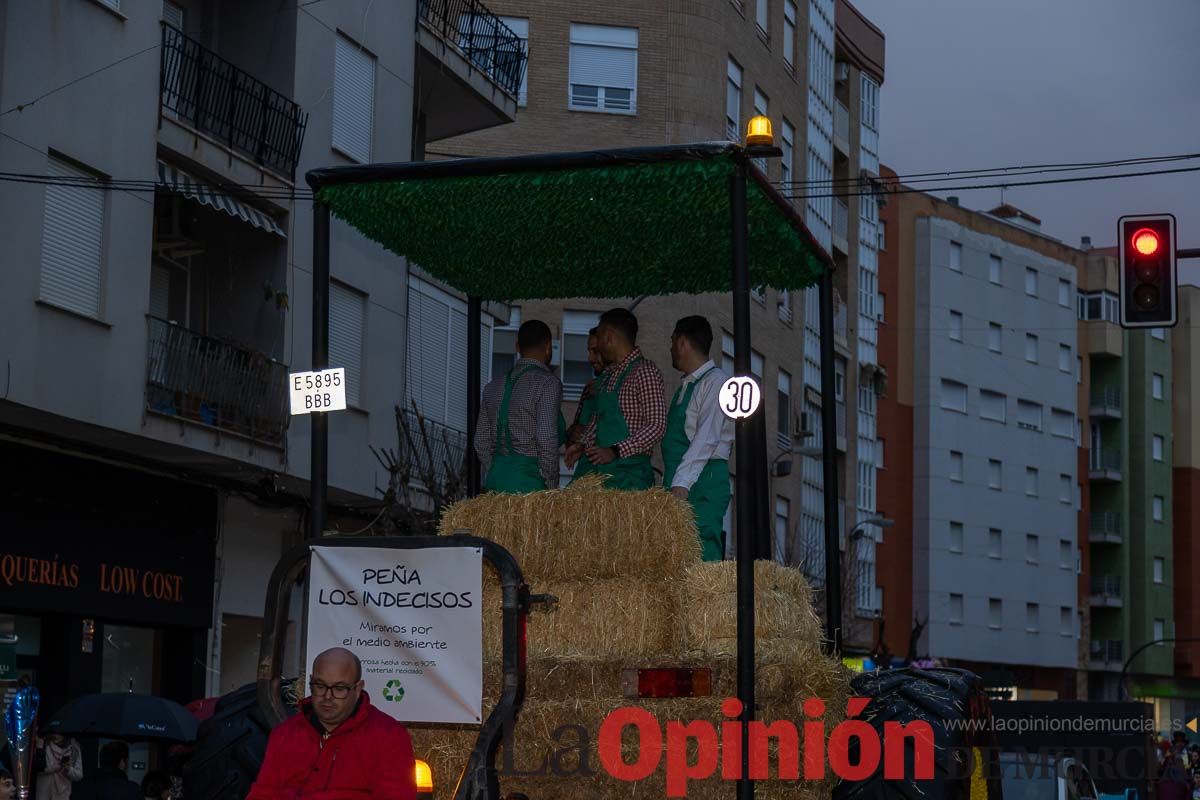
[662, 316, 734, 561]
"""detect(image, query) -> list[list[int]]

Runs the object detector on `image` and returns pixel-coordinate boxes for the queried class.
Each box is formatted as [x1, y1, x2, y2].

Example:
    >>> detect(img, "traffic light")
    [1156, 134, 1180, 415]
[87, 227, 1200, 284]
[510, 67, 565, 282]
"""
[1119, 213, 1177, 328]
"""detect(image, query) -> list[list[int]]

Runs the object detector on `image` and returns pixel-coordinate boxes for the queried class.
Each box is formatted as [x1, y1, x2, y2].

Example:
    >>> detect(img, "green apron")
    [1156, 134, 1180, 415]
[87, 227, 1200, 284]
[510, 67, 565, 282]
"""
[661, 366, 731, 561]
[576, 356, 653, 491]
[570, 388, 599, 480]
[484, 365, 547, 494]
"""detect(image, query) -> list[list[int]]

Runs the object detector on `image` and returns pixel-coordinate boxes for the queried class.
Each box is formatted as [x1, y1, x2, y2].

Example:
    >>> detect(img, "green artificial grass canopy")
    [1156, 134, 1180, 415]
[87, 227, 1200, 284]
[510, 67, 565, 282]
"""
[311, 145, 829, 303]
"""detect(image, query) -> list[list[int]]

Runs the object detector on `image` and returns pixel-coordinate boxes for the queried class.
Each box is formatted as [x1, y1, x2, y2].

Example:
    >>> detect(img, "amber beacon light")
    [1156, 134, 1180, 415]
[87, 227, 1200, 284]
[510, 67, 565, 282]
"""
[746, 115, 773, 147]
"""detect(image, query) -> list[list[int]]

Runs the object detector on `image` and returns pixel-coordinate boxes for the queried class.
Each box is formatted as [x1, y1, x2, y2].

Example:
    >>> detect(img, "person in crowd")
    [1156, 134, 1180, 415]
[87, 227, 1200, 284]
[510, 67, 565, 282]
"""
[661, 316, 733, 561]
[564, 327, 608, 480]
[69, 742, 139, 800]
[475, 320, 563, 493]
[137, 772, 169, 800]
[1, 764, 14, 800]
[246, 647, 415, 800]
[35, 734, 83, 800]
[1162, 752, 1192, 800]
[568, 308, 666, 490]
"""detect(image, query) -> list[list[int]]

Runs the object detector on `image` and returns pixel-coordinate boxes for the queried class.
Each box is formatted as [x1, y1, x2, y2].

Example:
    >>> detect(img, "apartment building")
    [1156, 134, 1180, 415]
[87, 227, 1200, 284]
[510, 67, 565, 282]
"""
[879, 188, 1086, 696]
[1171, 285, 1200, 723]
[0, 0, 521, 759]
[438, 0, 887, 650]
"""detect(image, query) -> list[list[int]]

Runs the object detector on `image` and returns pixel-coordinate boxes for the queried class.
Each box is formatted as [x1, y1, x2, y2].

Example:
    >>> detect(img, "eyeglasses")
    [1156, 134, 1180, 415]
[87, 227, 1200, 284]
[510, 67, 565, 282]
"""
[309, 681, 355, 699]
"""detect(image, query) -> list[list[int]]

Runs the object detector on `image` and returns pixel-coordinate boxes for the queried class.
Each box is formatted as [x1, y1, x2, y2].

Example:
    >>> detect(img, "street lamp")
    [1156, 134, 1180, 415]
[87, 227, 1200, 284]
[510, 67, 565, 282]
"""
[850, 517, 894, 541]
[771, 444, 822, 477]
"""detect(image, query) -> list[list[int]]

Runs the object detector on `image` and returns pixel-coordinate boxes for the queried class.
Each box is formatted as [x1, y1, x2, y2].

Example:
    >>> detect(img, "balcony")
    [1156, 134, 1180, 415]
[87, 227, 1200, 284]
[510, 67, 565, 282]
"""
[834, 100, 850, 156]
[400, 409, 467, 487]
[416, 0, 525, 142]
[1089, 385, 1122, 420]
[833, 198, 850, 254]
[1086, 321, 1123, 359]
[1089, 575, 1123, 608]
[1089, 511, 1123, 544]
[160, 24, 307, 177]
[1089, 448, 1122, 482]
[1089, 639, 1124, 670]
[145, 317, 289, 446]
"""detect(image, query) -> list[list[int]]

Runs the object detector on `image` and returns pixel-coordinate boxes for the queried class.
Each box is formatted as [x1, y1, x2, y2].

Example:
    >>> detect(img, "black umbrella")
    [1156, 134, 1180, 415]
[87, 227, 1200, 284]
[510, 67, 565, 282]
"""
[47, 693, 198, 743]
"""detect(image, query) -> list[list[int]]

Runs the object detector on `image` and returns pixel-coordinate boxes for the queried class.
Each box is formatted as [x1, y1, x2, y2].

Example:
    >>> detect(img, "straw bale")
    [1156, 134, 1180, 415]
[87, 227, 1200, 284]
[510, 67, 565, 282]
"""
[439, 475, 701, 582]
[680, 560, 824, 656]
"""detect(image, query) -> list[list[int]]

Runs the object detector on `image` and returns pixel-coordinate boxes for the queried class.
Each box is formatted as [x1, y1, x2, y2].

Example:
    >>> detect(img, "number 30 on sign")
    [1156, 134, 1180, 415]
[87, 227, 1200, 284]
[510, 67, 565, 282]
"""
[720, 376, 761, 420]
[289, 368, 348, 415]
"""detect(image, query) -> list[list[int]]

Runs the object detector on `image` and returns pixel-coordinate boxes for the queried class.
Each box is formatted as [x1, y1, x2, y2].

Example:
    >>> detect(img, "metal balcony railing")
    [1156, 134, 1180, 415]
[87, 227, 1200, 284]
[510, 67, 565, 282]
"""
[145, 317, 289, 444]
[1089, 639, 1123, 663]
[835, 100, 850, 145]
[1089, 511, 1122, 540]
[1090, 448, 1121, 473]
[1090, 574, 1122, 600]
[160, 24, 308, 176]
[833, 198, 850, 243]
[400, 409, 467, 486]
[1090, 385, 1121, 411]
[419, 0, 527, 98]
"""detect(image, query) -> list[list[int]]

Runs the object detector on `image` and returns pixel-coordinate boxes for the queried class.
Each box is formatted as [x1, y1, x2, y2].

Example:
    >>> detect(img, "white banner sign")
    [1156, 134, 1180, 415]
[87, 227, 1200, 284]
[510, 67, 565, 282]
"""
[289, 368, 347, 415]
[305, 545, 482, 725]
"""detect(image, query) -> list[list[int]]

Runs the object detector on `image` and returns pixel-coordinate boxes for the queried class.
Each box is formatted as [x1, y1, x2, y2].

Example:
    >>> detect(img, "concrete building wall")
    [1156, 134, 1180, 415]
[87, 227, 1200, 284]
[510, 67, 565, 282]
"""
[914, 216, 1078, 669]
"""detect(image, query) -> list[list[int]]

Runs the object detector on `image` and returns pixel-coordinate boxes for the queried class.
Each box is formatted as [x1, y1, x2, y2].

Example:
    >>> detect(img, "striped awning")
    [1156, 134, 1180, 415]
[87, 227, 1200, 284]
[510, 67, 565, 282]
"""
[156, 161, 286, 238]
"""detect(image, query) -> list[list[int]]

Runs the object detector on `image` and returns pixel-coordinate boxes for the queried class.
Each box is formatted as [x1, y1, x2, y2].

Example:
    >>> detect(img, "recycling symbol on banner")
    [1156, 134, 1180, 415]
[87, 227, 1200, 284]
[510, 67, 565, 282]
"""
[382, 679, 405, 703]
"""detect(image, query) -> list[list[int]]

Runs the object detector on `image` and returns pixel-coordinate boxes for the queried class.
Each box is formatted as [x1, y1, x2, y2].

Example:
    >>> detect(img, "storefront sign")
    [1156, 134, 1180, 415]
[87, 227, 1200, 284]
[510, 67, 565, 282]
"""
[305, 545, 482, 725]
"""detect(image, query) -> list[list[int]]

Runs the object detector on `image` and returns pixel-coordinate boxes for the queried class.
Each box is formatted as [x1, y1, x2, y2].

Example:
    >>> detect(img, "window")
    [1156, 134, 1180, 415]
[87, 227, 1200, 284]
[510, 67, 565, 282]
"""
[949, 241, 963, 272]
[989, 598, 1002, 629]
[329, 282, 366, 407]
[988, 459, 1002, 490]
[1152, 327, 1165, 341]
[1025, 267, 1038, 297]
[333, 34, 376, 163]
[949, 451, 964, 482]
[877, 292, 886, 322]
[777, 369, 792, 448]
[878, 219, 887, 251]
[1153, 434, 1164, 462]
[162, 1, 184, 28]
[783, 0, 797, 66]
[569, 24, 637, 112]
[989, 255, 1002, 284]
[1059, 539, 1072, 569]
[97, 0, 120, 10]
[1153, 495, 1164, 522]
[1154, 619, 1166, 643]
[490, 307, 521, 377]
[1154, 557, 1165, 584]
[780, 118, 795, 187]
[1017, 400, 1043, 431]
[751, 350, 764, 381]
[949, 593, 964, 624]
[1058, 278, 1071, 307]
[949, 521, 964, 553]
[1025, 533, 1039, 563]
[1058, 344, 1071, 372]
[980, 390, 1006, 422]
[988, 528, 1002, 558]
[1153, 373, 1164, 400]
[726, 58, 742, 140]
[1078, 291, 1120, 323]
[778, 288, 792, 322]
[1025, 467, 1038, 496]
[561, 310, 602, 400]
[949, 310, 964, 342]
[1025, 333, 1038, 363]
[988, 323, 1002, 353]
[876, 438, 885, 469]
[756, 0, 769, 35]
[1076, 357, 1082, 384]
[1060, 606, 1073, 636]
[721, 331, 734, 374]
[1059, 474, 1071, 503]
[940, 379, 967, 413]
[774, 496, 789, 563]
[499, 17, 529, 105]
[1051, 408, 1074, 438]
[39, 155, 105, 318]
[1026, 603, 1039, 632]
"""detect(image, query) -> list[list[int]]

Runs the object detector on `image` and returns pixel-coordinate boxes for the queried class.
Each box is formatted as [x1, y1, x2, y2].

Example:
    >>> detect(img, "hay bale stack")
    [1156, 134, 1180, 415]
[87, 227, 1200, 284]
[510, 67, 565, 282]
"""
[439, 474, 700, 582]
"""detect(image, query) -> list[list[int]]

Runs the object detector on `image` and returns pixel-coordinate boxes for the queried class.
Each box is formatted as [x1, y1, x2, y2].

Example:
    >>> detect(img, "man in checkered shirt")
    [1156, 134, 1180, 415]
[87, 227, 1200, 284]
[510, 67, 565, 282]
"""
[566, 308, 666, 491]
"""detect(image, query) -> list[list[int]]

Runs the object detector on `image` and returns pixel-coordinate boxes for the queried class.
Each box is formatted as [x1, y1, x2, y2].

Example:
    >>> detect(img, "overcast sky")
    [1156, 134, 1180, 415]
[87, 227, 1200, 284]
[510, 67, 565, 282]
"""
[850, 0, 1200, 284]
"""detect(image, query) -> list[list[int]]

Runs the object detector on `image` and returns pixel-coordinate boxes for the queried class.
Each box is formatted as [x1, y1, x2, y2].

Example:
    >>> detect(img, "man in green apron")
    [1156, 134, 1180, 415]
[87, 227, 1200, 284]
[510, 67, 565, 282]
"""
[662, 315, 732, 561]
[564, 327, 607, 480]
[475, 320, 563, 493]
[569, 308, 666, 491]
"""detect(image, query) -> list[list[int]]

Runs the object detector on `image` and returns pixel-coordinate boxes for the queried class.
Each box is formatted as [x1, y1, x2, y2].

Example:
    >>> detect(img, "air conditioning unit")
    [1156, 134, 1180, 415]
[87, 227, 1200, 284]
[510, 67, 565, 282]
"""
[835, 62, 850, 83]
[794, 409, 814, 439]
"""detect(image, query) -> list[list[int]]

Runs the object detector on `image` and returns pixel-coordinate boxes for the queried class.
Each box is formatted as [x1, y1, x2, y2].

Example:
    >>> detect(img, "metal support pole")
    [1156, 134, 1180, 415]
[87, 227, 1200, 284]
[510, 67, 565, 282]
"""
[1177, 248, 1200, 260]
[310, 201, 330, 541]
[467, 296, 482, 497]
[751, 412, 772, 560]
[818, 268, 842, 653]
[730, 161, 756, 800]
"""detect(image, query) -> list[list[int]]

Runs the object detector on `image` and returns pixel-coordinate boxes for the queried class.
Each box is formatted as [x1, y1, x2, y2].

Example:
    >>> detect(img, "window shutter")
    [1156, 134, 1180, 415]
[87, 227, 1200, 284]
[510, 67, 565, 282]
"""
[162, 1, 184, 28]
[149, 264, 171, 320]
[333, 35, 375, 163]
[40, 157, 104, 318]
[329, 282, 365, 407]
[569, 44, 636, 90]
[408, 288, 450, 424]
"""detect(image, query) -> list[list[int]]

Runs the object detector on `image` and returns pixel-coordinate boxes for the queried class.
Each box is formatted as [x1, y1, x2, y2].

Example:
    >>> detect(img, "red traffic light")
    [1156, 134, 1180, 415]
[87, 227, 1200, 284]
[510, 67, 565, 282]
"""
[1133, 228, 1161, 256]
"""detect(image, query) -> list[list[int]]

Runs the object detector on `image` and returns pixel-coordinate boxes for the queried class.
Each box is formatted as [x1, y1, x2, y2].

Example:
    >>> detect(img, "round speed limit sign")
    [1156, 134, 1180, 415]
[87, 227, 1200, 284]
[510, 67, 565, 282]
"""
[720, 376, 762, 419]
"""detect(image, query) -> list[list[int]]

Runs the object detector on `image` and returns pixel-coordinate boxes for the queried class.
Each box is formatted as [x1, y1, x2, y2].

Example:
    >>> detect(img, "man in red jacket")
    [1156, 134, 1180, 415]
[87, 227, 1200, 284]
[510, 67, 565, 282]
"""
[247, 647, 416, 800]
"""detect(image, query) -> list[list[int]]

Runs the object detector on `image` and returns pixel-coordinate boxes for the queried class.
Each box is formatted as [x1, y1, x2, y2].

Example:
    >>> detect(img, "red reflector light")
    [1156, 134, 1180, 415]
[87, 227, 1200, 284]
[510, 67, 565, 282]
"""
[1133, 228, 1160, 256]
[622, 668, 713, 698]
